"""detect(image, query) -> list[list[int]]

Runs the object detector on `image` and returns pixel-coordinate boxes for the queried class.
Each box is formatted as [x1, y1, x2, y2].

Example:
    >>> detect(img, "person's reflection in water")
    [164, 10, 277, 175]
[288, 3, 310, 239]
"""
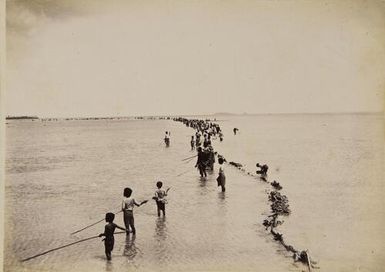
[105, 259, 113, 271]
[217, 192, 227, 222]
[218, 191, 226, 205]
[154, 217, 168, 265]
[155, 217, 167, 238]
[123, 235, 138, 262]
[199, 176, 207, 187]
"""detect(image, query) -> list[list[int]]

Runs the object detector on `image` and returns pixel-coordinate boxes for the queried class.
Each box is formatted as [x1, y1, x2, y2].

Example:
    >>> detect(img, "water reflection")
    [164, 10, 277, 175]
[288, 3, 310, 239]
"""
[154, 217, 169, 264]
[154, 217, 167, 239]
[123, 235, 138, 261]
[199, 176, 207, 187]
[217, 192, 227, 218]
[199, 176, 207, 183]
[218, 191, 226, 201]
[105, 259, 113, 271]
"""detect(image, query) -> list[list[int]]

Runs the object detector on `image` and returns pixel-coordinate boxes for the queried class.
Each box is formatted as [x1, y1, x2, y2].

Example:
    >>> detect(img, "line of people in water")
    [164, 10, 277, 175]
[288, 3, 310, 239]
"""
[174, 117, 227, 192]
[176, 118, 224, 143]
[100, 118, 249, 260]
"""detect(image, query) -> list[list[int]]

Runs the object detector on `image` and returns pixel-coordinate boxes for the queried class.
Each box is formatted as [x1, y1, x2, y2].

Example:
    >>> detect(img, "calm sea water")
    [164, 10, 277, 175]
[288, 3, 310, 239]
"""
[5, 114, 384, 272]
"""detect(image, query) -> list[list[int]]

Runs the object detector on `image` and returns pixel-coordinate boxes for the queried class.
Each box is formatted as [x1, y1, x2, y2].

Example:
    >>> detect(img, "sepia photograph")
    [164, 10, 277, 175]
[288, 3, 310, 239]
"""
[2, 0, 385, 271]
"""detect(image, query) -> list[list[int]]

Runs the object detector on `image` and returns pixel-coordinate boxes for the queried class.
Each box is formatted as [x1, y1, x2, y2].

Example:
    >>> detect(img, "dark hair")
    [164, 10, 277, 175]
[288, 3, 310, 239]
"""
[105, 212, 115, 223]
[156, 181, 163, 188]
[218, 157, 224, 164]
[123, 187, 132, 197]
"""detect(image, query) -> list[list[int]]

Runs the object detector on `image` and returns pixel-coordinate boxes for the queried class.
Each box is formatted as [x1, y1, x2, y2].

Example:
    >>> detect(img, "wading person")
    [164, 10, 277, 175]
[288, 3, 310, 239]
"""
[164, 131, 170, 147]
[207, 145, 215, 171]
[153, 181, 170, 217]
[190, 135, 195, 150]
[122, 188, 147, 236]
[256, 163, 268, 181]
[99, 212, 126, 260]
[195, 147, 207, 178]
[196, 131, 202, 148]
[203, 134, 209, 148]
[217, 157, 226, 192]
[219, 131, 224, 142]
[256, 163, 268, 175]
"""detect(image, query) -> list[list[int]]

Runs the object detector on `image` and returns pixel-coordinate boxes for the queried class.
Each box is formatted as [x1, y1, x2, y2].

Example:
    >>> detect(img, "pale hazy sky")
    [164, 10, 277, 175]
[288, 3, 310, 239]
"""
[6, 0, 385, 117]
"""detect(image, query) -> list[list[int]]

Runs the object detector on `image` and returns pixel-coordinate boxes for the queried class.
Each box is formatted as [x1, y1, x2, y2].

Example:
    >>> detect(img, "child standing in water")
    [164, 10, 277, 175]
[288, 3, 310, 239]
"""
[122, 188, 147, 236]
[164, 131, 170, 147]
[217, 157, 226, 192]
[153, 181, 170, 217]
[99, 212, 126, 260]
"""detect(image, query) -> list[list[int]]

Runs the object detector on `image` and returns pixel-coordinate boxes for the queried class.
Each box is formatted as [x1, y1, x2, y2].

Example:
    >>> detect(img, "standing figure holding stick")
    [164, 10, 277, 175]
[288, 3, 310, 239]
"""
[99, 212, 126, 260]
[153, 181, 170, 217]
[122, 188, 147, 236]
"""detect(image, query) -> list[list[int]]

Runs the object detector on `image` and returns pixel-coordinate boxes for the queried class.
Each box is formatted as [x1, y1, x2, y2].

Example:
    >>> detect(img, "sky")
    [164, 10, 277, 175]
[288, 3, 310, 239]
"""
[5, 0, 385, 117]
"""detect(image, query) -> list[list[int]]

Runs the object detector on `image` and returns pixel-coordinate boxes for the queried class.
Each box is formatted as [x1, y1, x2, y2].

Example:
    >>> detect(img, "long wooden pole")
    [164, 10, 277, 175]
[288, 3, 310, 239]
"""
[21, 232, 125, 262]
[70, 207, 122, 235]
[181, 154, 197, 161]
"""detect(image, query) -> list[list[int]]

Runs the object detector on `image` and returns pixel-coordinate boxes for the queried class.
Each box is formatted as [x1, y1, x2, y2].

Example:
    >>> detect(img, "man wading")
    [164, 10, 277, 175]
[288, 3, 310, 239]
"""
[195, 147, 207, 178]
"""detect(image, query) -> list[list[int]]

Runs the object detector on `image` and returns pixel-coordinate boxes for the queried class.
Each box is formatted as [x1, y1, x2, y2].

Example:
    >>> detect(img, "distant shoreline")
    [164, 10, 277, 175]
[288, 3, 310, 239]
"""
[5, 111, 382, 121]
[6, 116, 39, 120]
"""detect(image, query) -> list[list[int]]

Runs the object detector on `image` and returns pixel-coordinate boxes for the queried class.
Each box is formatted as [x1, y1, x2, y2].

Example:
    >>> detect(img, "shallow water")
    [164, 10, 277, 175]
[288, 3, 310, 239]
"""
[212, 113, 385, 271]
[5, 114, 385, 271]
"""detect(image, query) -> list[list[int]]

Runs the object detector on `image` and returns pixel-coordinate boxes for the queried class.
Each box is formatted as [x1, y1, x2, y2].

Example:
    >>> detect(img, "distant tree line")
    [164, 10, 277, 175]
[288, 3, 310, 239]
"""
[6, 116, 39, 120]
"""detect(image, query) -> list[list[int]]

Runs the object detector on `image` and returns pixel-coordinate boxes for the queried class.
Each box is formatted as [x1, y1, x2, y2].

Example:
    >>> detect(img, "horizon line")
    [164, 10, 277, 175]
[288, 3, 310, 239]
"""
[4, 111, 384, 119]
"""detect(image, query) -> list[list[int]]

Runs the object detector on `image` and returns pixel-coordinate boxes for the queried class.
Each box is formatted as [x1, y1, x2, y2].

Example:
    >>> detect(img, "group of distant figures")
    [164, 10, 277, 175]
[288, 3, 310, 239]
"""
[173, 118, 269, 191]
[179, 119, 222, 173]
